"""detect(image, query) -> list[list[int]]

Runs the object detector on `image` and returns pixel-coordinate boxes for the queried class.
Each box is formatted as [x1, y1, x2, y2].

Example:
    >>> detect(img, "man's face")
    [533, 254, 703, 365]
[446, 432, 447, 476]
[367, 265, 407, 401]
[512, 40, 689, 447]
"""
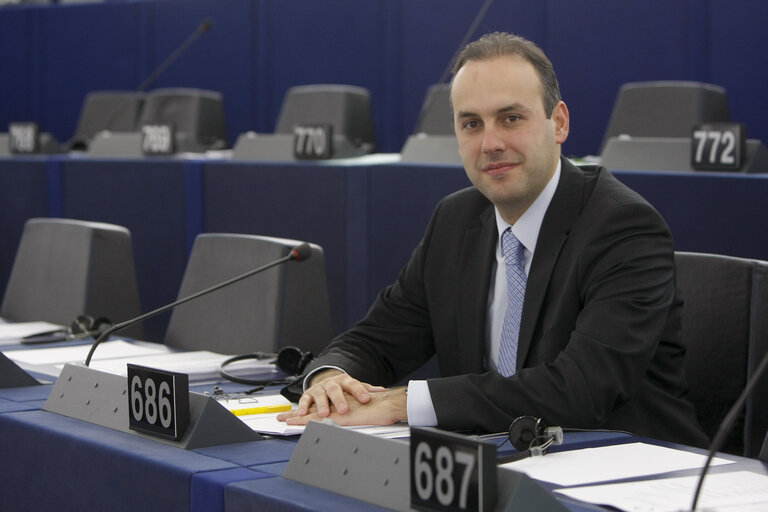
[452, 55, 569, 224]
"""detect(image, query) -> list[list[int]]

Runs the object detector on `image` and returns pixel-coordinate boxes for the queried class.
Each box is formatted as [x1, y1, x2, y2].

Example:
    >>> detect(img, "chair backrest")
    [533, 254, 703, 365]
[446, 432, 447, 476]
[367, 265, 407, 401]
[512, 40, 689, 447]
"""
[70, 90, 145, 150]
[601, 81, 730, 153]
[274, 84, 376, 152]
[1, 218, 143, 338]
[163, 234, 333, 356]
[413, 83, 453, 136]
[138, 88, 227, 152]
[675, 251, 768, 457]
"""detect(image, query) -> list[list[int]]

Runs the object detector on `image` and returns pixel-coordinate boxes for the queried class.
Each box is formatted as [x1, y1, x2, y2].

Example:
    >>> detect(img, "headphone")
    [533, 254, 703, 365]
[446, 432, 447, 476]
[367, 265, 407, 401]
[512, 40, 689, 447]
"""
[501, 416, 564, 463]
[69, 315, 113, 337]
[217, 346, 314, 386]
[21, 314, 113, 344]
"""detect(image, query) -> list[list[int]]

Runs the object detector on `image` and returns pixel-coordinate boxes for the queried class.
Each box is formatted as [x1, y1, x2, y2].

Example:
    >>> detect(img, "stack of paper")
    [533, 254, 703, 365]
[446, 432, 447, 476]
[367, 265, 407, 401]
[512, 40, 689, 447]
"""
[4, 340, 277, 383]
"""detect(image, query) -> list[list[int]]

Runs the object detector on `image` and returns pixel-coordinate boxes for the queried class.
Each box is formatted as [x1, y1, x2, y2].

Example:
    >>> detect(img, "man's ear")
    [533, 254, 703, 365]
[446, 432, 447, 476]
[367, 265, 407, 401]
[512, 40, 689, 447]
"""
[552, 100, 569, 145]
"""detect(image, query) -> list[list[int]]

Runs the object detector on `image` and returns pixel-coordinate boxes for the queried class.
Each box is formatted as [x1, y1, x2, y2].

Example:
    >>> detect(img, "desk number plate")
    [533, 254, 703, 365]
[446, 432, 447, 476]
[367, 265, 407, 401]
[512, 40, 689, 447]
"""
[293, 124, 333, 159]
[127, 364, 189, 441]
[8, 122, 39, 154]
[141, 124, 175, 155]
[410, 427, 497, 512]
[691, 122, 745, 171]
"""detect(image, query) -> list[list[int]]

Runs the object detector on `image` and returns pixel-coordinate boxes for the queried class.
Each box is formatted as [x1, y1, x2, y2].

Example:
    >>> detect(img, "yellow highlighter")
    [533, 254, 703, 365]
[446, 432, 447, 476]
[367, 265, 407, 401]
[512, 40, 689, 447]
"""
[229, 404, 292, 417]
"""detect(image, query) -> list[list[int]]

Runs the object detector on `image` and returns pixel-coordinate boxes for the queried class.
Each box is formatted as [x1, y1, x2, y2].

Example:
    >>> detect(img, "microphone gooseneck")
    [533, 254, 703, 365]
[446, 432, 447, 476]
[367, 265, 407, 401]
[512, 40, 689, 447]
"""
[83, 243, 310, 366]
[437, 0, 495, 84]
[136, 19, 214, 92]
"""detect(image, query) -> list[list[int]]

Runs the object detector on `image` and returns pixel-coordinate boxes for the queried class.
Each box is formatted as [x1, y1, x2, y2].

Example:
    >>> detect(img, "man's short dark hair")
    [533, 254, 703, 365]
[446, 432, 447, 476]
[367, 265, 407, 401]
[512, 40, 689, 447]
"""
[451, 32, 561, 117]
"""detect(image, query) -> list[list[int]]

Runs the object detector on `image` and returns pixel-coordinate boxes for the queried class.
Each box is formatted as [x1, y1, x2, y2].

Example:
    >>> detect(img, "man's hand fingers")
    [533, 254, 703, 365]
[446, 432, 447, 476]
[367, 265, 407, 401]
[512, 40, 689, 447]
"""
[323, 378, 351, 414]
[283, 386, 408, 426]
[282, 374, 388, 424]
[301, 387, 331, 417]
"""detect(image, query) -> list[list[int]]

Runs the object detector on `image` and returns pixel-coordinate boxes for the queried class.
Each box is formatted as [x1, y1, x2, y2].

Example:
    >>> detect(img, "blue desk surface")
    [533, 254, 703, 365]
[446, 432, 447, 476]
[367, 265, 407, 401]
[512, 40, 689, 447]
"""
[0, 409, 253, 512]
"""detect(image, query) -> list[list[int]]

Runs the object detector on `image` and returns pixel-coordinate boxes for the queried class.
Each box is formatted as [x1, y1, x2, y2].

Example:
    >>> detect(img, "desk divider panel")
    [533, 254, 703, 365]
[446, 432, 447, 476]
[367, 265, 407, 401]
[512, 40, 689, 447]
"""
[284, 420, 411, 511]
[43, 362, 262, 449]
[283, 421, 566, 511]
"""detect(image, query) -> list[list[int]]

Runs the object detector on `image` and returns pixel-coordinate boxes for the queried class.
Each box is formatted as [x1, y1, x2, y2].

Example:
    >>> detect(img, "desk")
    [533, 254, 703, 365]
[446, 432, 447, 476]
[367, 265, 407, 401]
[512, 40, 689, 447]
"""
[2, 156, 768, 342]
[2, 385, 765, 512]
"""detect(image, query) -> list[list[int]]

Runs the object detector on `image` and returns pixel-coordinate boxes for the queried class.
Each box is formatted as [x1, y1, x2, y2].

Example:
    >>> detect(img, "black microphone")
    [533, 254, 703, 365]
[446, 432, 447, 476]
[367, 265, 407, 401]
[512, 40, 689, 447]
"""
[83, 242, 311, 366]
[136, 19, 214, 92]
[690, 349, 768, 510]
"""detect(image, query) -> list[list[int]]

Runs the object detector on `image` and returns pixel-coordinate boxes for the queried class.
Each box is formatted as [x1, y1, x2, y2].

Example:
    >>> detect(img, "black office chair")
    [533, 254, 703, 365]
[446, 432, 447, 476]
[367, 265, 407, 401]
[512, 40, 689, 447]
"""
[163, 234, 333, 356]
[1, 218, 143, 339]
[138, 87, 228, 152]
[675, 251, 768, 457]
[275, 84, 377, 153]
[69, 90, 145, 150]
[600, 80, 730, 154]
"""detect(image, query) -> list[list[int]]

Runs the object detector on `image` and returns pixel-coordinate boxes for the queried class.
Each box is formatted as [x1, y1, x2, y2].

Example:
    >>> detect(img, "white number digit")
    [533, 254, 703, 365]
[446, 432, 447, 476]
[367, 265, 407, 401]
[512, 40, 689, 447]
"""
[414, 441, 434, 500]
[159, 381, 172, 428]
[455, 451, 476, 509]
[707, 131, 721, 163]
[144, 378, 157, 424]
[693, 130, 707, 163]
[305, 128, 315, 154]
[720, 130, 736, 164]
[130, 375, 143, 421]
[311, 128, 326, 156]
[435, 446, 454, 506]
[294, 127, 309, 154]
[160, 126, 171, 151]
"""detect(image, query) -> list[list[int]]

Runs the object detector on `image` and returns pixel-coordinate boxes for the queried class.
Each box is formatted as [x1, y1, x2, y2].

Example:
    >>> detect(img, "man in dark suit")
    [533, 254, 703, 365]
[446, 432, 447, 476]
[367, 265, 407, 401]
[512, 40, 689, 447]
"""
[279, 32, 708, 447]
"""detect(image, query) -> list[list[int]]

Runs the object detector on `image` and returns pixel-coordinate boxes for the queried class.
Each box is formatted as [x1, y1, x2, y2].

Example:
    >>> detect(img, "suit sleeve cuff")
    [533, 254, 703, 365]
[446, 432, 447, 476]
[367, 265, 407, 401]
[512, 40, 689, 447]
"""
[407, 380, 438, 426]
[302, 365, 346, 392]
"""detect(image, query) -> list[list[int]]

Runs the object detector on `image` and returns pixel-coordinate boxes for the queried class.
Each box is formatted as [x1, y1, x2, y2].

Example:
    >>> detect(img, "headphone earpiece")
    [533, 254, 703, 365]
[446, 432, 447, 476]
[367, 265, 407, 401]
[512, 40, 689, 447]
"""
[275, 345, 314, 375]
[499, 416, 563, 464]
[508, 415, 545, 451]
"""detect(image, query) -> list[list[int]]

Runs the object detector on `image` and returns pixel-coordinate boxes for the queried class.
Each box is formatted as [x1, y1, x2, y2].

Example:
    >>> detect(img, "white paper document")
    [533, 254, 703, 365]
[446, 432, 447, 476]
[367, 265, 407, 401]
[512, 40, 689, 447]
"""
[0, 321, 64, 344]
[500, 442, 734, 486]
[245, 418, 411, 439]
[5, 340, 169, 366]
[4, 340, 277, 382]
[91, 349, 277, 381]
[234, 396, 411, 439]
[556, 470, 768, 512]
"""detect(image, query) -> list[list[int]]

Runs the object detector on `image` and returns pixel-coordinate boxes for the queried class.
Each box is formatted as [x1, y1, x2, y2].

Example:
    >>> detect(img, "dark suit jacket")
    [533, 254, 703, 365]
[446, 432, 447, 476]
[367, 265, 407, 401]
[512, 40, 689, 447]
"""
[295, 158, 708, 447]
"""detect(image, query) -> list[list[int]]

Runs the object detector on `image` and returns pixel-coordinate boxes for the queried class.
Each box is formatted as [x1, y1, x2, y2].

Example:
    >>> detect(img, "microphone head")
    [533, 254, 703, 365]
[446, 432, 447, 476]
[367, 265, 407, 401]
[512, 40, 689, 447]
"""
[200, 19, 213, 32]
[290, 243, 312, 261]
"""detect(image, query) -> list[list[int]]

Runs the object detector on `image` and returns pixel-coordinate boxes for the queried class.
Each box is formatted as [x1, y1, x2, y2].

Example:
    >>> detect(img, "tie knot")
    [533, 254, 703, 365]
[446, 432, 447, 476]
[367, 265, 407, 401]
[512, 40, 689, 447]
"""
[502, 228, 524, 268]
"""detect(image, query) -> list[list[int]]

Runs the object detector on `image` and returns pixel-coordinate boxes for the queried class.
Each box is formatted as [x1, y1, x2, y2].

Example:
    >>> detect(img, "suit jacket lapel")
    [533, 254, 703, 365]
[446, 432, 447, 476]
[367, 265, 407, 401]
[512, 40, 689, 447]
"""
[456, 204, 496, 374]
[516, 159, 585, 367]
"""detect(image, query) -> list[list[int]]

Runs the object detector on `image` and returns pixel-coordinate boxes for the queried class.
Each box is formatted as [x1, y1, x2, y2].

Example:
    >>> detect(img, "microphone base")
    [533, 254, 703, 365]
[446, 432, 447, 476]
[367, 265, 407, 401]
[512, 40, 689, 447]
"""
[43, 363, 262, 449]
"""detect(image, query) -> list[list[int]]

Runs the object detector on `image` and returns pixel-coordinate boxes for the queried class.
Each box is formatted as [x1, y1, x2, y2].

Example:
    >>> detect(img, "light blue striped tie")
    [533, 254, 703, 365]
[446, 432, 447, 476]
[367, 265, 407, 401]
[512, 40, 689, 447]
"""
[498, 228, 527, 377]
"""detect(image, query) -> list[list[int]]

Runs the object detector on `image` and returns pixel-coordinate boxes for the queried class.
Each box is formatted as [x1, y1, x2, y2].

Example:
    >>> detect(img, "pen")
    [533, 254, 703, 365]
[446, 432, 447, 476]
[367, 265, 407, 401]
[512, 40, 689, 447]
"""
[229, 404, 292, 416]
